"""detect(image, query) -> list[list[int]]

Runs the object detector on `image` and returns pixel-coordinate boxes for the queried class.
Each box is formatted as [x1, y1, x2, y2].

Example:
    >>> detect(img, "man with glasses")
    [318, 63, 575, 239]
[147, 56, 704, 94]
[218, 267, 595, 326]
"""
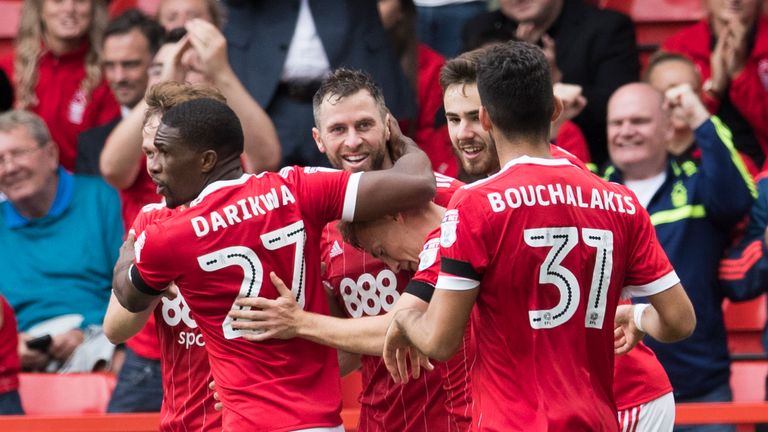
[0, 110, 123, 373]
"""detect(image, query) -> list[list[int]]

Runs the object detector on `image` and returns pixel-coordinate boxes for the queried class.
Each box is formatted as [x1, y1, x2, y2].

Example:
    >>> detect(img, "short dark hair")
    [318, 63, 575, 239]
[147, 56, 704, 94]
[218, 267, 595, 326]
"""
[312, 68, 388, 127]
[439, 47, 485, 91]
[160, 98, 244, 159]
[104, 9, 165, 55]
[476, 41, 553, 141]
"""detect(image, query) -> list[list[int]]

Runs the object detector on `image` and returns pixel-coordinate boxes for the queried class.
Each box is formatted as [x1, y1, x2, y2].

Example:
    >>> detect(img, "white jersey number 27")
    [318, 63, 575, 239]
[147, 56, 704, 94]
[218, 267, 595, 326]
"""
[197, 221, 307, 340]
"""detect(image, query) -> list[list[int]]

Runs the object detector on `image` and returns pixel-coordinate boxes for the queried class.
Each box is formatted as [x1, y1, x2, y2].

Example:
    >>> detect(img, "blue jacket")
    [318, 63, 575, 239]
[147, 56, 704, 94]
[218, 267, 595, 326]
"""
[605, 117, 755, 399]
[720, 173, 768, 349]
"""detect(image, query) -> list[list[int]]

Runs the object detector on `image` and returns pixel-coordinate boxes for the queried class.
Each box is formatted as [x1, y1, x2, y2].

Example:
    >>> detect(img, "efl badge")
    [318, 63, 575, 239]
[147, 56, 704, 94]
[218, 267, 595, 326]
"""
[440, 209, 459, 247]
[418, 238, 440, 271]
[759, 59, 768, 91]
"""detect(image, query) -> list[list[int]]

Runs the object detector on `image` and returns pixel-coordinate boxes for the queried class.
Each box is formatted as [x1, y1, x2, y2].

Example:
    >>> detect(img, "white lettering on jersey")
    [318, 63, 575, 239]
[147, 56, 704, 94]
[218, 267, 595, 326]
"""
[190, 186, 298, 238]
[339, 270, 399, 317]
[487, 184, 637, 215]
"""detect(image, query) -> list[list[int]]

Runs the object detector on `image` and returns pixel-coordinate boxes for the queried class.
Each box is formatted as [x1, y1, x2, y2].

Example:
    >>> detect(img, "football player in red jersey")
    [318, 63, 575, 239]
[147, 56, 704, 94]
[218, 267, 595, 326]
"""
[111, 94, 436, 430]
[382, 41, 695, 431]
[439, 48, 678, 431]
[228, 68, 472, 432]
[104, 82, 228, 432]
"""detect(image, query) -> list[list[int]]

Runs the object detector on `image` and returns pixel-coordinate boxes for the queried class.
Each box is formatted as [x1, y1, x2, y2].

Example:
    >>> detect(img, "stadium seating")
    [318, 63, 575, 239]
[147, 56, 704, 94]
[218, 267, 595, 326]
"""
[18, 372, 116, 415]
[724, 294, 767, 358]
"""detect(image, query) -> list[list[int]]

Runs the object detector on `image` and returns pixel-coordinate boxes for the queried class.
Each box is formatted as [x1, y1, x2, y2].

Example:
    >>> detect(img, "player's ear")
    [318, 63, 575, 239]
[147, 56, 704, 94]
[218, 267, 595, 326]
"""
[479, 106, 492, 132]
[200, 149, 218, 173]
[312, 127, 326, 153]
[551, 96, 563, 123]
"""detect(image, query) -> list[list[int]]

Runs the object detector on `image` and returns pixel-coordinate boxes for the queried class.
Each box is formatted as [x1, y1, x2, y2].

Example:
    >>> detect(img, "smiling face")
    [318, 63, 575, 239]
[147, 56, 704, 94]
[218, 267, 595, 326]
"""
[144, 118, 206, 208]
[444, 83, 499, 177]
[0, 125, 58, 211]
[42, 0, 93, 44]
[607, 84, 671, 180]
[102, 29, 153, 108]
[312, 89, 392, 173]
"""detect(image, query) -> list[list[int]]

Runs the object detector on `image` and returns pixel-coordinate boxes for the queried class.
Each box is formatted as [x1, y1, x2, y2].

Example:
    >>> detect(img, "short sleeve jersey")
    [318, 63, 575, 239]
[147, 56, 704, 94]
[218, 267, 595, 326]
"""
[133, 167, 359, 431]
[436, 156, 678, 431]
[320, 173, 468, 431]
[130, 203, 221, 432]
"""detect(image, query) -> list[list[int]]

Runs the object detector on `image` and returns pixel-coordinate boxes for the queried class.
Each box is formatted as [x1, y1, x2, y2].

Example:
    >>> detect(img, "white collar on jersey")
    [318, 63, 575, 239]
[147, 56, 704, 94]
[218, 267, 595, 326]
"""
[501, 155, 575, 172]
[189, 173, 252, 208]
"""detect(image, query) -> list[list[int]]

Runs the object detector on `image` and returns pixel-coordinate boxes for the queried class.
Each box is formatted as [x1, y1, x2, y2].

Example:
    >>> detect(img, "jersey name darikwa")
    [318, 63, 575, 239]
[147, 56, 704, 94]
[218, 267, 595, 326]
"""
[191, 185, 297, 237]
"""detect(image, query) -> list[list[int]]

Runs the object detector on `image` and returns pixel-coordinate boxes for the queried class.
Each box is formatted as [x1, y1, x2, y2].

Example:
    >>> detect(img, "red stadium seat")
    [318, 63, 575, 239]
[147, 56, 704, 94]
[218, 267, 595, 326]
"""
[341, 370, 362, 408]
[731, 361, 768, 402]
[109, 0, 160, 18]
[18, 372, 117, 415]
[0, 0, 22, 58]
[724, 295, 767, 356]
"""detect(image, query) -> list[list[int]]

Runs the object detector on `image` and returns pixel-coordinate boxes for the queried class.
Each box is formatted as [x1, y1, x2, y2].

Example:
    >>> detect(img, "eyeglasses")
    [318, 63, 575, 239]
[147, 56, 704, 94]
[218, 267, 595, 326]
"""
[0, 145, 45, 167]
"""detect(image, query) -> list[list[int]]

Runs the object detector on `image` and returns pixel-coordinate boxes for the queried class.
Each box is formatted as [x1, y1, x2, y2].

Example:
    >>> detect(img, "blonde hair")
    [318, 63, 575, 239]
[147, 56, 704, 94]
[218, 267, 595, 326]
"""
[14, 0, 108, 109]
[144, 81, 226, 125]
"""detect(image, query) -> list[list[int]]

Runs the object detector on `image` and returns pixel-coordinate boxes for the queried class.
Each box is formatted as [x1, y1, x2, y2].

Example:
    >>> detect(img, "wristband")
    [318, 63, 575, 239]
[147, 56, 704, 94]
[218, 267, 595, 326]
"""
[633, 303, 650, 333]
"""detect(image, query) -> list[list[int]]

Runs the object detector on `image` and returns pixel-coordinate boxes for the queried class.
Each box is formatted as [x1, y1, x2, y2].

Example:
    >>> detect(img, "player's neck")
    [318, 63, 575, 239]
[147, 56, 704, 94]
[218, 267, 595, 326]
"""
[495, 136, 552, 167]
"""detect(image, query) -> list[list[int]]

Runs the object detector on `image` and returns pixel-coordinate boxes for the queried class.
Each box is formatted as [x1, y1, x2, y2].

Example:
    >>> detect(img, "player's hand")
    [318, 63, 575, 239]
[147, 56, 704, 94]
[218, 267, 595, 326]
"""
[614, 304, 644, 355]
[386, 113, 408, 162]
[209, 380, 222, 411]
[382, 312, 433, 384]
[49, 328, 85, 361]
[228, 272, 301, 341]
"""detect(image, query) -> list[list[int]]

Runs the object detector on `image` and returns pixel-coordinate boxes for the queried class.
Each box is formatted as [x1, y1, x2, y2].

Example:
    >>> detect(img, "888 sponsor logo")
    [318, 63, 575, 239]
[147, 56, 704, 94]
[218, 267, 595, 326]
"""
[339, 269, 400, 317]
[161, 291, 205, 348]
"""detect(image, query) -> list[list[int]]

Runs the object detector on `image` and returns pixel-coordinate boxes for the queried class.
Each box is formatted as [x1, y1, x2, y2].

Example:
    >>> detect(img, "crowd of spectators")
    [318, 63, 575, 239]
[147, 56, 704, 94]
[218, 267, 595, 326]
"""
[0, 1, 767, 431]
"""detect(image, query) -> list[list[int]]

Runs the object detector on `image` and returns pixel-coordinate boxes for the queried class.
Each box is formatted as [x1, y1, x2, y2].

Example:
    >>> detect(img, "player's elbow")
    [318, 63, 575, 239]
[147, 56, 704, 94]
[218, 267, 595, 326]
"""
[103, 323, 127, 345]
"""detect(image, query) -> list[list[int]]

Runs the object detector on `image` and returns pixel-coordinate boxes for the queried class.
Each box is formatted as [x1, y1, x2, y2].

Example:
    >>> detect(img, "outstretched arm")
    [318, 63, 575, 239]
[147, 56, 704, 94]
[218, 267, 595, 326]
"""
[229, 272, 429, 356]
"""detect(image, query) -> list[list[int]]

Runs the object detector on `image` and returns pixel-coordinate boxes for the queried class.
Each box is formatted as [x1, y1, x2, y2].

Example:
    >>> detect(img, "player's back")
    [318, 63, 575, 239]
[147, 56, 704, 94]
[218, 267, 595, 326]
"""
[443, 156, 664, 431]
[136, 168, 356, 430]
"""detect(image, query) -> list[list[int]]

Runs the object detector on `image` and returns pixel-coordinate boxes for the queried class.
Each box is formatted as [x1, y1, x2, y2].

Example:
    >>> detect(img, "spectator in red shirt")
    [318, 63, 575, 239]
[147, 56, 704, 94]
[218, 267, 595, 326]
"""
[663, 0, 768, 169]
[0, 0, 120, 171]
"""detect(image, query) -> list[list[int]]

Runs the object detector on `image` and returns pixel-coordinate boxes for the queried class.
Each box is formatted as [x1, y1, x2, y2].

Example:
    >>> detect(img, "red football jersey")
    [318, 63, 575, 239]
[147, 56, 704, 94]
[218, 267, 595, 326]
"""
[131, 203, 221, 432]
[436, 156, 679, 432]
[433, 172, 463, 208]
[321, 223, 470, 431]
[134, 168, 358, 431]
[0, 295, 20, 394]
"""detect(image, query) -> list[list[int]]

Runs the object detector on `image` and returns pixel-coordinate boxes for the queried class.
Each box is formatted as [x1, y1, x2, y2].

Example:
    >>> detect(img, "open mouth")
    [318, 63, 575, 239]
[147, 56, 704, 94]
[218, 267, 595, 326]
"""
[342, 154, 369, 166]
[458, 143, 485, 159]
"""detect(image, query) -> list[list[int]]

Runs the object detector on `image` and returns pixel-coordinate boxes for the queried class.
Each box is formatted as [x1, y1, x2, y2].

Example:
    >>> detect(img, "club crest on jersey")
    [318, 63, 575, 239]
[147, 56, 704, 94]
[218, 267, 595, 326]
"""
[440, 209, 459, 247]
[418, 238, 440, 271]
